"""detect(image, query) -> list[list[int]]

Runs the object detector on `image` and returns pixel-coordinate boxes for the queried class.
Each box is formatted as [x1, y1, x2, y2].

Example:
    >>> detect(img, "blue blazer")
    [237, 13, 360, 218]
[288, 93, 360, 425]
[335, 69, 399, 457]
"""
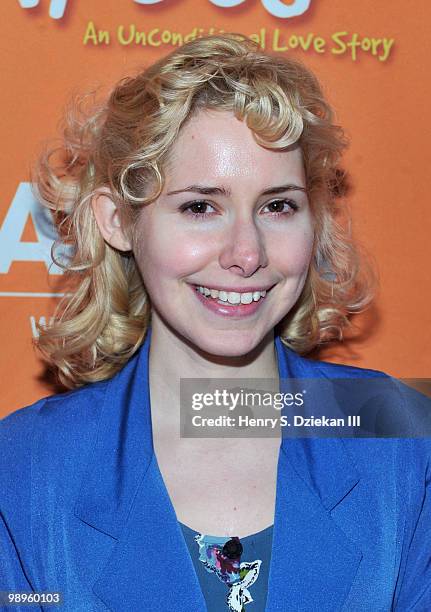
[1, 328, 430, 611]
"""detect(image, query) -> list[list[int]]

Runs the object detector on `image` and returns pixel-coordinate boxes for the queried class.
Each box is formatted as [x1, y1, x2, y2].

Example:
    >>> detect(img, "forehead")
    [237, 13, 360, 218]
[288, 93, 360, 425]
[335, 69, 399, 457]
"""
[164, 110, 305, 189]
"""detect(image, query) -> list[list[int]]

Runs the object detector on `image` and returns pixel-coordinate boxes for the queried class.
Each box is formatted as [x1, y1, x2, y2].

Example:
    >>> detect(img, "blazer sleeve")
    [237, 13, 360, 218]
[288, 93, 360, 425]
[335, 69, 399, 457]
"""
[393, 437, 431, 611]
[0, 402, 45, 612]
[0, 511, 42, 611]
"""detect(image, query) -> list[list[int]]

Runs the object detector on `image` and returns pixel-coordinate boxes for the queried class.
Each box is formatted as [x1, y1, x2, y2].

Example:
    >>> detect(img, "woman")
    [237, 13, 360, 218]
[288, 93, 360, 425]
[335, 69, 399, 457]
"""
[1, 34, 430, 611]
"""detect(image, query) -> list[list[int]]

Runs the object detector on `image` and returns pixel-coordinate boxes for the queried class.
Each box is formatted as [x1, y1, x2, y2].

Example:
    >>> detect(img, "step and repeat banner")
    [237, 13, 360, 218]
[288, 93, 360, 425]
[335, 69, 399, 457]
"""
[1, 1, 430, 416]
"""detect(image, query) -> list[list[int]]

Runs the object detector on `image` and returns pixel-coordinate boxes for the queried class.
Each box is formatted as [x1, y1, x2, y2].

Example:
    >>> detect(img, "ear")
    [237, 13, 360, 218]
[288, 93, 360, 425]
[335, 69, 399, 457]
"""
[91, 190, 132, 252]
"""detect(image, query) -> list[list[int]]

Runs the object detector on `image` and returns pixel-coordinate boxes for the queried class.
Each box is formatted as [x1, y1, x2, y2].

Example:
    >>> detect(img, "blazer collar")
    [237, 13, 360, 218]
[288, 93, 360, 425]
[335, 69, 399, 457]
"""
[74, 329, 362, 610]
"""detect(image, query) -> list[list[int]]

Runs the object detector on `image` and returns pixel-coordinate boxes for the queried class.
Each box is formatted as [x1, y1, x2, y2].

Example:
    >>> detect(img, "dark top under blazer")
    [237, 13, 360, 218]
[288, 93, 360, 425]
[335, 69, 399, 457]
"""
[1, 328, 430, 611]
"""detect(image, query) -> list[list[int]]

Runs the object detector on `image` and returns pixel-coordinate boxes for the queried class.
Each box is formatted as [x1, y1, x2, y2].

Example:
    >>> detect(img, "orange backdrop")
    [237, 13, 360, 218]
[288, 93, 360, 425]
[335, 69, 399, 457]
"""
[1, 0, 430, 417]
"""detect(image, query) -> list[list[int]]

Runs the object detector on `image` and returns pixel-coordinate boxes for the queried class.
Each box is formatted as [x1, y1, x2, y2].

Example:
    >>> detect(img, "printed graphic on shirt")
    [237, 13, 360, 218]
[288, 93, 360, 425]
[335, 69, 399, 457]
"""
[195, 533, 262, 611]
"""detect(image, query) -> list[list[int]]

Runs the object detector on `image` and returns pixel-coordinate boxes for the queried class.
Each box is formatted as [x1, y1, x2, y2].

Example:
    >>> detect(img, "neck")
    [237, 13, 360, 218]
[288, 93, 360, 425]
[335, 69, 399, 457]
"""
[148, 314, 279, 416]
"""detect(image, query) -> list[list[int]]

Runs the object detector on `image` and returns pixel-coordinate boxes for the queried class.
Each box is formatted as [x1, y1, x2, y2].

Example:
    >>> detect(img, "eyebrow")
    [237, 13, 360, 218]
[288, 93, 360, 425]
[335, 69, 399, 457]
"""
[166, 184, 307, 197]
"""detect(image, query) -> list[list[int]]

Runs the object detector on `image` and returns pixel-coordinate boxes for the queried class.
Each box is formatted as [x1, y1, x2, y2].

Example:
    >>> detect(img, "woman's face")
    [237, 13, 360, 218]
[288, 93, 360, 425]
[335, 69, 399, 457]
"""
[132, 110, 314, 357]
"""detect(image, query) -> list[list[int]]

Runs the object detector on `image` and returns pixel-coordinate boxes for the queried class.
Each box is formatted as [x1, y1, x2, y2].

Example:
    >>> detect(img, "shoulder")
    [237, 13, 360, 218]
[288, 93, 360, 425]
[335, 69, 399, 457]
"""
[0, 346, 145, 499]
[283, 345, 431, 462]
[1, 379, 109, 442]
[0, 380, 111, 495]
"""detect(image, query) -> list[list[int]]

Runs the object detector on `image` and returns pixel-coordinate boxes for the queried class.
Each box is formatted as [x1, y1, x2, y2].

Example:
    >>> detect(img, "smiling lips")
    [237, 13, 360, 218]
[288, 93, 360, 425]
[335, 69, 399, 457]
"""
[192, 283, 274, 317]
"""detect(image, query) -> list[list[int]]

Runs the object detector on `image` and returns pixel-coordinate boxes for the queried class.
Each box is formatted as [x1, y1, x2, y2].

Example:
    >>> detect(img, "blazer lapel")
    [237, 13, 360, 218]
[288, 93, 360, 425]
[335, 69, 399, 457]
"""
[91, 454, 207, 610]
[265, 447, 362, 611]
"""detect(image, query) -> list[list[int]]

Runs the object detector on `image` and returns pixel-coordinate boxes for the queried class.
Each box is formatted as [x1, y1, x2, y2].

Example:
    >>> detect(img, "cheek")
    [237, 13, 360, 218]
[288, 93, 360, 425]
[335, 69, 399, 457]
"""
[133, 217, 215, 282]
[269, 227, 315, 274]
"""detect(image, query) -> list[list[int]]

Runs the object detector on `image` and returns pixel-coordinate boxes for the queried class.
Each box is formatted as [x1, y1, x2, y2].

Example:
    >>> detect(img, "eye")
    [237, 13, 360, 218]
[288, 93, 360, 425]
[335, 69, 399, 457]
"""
[180, 200, 216, 220]
[262, 199, 299, 217]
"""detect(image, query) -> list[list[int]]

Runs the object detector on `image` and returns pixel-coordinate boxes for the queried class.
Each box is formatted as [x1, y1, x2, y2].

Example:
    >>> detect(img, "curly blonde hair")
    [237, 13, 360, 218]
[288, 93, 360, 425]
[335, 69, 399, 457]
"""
[35, 33, 375, 388]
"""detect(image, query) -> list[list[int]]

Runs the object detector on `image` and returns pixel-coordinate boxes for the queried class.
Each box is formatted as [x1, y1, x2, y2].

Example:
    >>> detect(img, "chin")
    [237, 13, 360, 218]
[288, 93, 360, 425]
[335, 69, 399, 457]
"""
[187, 327, 269, 359]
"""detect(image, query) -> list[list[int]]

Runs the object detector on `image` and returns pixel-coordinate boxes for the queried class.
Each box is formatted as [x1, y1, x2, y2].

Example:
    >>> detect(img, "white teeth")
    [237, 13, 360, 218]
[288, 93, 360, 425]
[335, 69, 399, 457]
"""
[240, 293, 253, 304]
[218, 291, 228, 302]
[227, 292, 241, 304]
[196, 285, 269, 305]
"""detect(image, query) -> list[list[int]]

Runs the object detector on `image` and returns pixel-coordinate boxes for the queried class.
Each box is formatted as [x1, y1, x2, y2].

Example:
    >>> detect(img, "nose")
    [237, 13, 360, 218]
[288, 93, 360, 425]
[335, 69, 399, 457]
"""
[218, 216, 268, 277]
